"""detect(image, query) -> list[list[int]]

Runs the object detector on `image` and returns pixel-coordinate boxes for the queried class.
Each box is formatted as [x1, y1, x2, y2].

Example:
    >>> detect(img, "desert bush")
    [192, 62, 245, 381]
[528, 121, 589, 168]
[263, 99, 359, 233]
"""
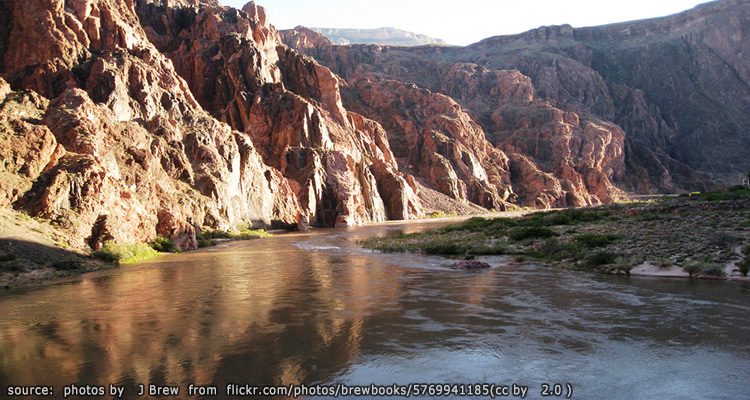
[684, 262, 725, 278]
[94, 242, 159, 265]
[584, 251, 618, 266]
[700, 187, 750, 201]
[573, 233, 621, 248]
[508, 226, 558, 241]
[197, 228, 270, 242]
[150, 236, 178, 253]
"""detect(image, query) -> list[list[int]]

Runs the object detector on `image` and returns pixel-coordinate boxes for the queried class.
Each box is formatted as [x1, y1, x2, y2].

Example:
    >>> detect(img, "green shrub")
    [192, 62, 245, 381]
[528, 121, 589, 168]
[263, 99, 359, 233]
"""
[197, 239, 217, 248]
[232, 229, 271, 240]
[534, 238, 583, 261]
[426, 210, 457, 219]
[508, 226, 558, 241]
[585, 251, 618, 266]
[150, 236, 178, 253]
[93, 242, 159, 265]
[441, 217, 516, 234]
[700, 188, 750, 201]
[684, 262, 725, 278]
[574, 233, 621, 248]
[197, 228, 270, 242]
[634, 212, 662, 221]
[614, 258, 634, 275]
[424, 242, 463, 255]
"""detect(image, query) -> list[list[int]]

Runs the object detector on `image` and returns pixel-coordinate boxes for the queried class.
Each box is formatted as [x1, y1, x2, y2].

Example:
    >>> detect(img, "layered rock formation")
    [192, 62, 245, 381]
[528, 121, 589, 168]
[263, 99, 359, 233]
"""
[344, 78, 514, 209]
[0, 0, 421, 252]
[0, 0, 312, 251]
[284, 28, 626, 207]
[3, 0, 746, 255]
[284, 0, 750, 193]
[134, 0, 422, 226]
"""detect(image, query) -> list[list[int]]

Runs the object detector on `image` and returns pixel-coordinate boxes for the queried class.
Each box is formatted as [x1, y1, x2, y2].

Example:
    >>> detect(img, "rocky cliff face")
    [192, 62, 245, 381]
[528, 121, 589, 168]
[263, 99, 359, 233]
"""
[344, 78, 514, 210]
[3, 0, 745, 254]
[284, 28, 626, 207]
[0, 0, 310, 251]
[0, 0, 422, 253]
[284, 0, 750, 193]
[134, 0, 422, 227]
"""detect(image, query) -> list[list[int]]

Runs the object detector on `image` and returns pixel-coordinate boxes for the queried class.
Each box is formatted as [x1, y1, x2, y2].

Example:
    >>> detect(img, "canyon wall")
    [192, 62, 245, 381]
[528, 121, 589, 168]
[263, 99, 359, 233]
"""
[0, 0, 422, 252]
[283, 28, 626, 207]
[284, 0, 750, 193]
[2, 0, 747, 253]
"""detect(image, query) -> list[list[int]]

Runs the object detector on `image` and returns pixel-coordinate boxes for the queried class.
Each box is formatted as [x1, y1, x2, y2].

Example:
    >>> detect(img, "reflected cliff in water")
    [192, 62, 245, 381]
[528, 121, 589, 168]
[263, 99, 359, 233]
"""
[0, 231, 399, 390]
[1, 221, 749, 399]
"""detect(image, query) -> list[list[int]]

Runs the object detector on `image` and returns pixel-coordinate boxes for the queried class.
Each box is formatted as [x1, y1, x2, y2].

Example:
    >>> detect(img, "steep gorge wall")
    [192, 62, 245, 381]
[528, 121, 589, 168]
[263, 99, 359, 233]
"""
[0, 0, 422, 253]
[284, 28, 626, 207]
[134, 0, 422, 226]
[284, 0, 750, 193]
[286, 0, 750, 193]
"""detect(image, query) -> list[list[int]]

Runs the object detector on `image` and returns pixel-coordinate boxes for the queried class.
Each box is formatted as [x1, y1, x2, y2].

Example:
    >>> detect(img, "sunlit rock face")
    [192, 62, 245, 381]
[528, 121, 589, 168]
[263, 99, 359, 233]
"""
[283, 0, 750, 195]
[134, 0, 422, 226]
[0, 0, 425, 252]
[3, 0, 745, 252]
[282, 28, 626, 208]
[3, 0, 328, 250]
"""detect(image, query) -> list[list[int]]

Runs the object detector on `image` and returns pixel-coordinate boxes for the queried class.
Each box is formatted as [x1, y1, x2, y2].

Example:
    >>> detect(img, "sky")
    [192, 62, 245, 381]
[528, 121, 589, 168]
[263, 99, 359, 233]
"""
[221, 0, 714, 45]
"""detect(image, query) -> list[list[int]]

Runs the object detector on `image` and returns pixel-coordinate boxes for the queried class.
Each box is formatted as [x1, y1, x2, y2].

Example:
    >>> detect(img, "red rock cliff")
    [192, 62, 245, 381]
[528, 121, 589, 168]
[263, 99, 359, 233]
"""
[0, 0, 432, 256]
[283, 28, 625, 207]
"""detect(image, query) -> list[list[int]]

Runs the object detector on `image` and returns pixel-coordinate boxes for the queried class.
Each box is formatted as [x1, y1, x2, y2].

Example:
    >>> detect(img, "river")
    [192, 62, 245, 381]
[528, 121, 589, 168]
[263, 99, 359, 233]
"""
[0, 221, 748, 399]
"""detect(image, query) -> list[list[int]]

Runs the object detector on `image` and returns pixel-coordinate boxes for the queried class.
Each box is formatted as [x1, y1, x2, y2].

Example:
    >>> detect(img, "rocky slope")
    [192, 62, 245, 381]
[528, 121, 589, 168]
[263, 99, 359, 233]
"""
[283, 27, 626, 207]
[311, 27, 447, 46]
[283, 0, 750, 194]
[0, 0, 422, 255]
[134, 0, 422, 227]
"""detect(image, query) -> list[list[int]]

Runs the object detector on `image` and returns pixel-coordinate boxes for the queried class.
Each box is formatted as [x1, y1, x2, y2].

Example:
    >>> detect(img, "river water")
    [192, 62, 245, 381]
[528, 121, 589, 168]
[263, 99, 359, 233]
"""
[0, 221, 748, 399]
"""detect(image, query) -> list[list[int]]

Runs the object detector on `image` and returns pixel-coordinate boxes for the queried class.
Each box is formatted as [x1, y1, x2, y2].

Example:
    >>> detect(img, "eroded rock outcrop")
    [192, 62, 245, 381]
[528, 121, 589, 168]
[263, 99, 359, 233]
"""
[0, 0, 304, 250]
[283, 28, 626, 208]
[0, 0, 428, 254]
[344, 78, 514, 210]
[135, 0, 422, 226]
[283, 1, 750, 194]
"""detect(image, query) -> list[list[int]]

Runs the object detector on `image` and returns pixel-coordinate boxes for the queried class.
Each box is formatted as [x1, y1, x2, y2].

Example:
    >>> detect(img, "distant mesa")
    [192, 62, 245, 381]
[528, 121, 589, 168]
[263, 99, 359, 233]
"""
[310, 27, 448, 46]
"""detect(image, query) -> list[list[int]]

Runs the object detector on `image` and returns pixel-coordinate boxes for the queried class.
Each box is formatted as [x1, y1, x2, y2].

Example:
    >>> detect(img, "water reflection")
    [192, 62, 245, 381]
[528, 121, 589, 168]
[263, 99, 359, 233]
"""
[0, 222, 749, 399]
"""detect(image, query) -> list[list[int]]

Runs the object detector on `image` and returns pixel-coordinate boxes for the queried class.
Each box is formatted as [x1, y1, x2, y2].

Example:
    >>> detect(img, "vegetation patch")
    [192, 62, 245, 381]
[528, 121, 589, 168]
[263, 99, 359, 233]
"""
[150, 236, 178, 253]
[584, 251, 618, 267]
[684, 262, 725, 278]
[573, 233, 621, 248]
[93, 242, 159, 265]
[508, 226, 558, 241]
[196, 227, 272, 248]
[697, 186, 750, 202]
[0, 253, 17, 262]
[362, 188, 750, 277]
[426, 210, 458, 219]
